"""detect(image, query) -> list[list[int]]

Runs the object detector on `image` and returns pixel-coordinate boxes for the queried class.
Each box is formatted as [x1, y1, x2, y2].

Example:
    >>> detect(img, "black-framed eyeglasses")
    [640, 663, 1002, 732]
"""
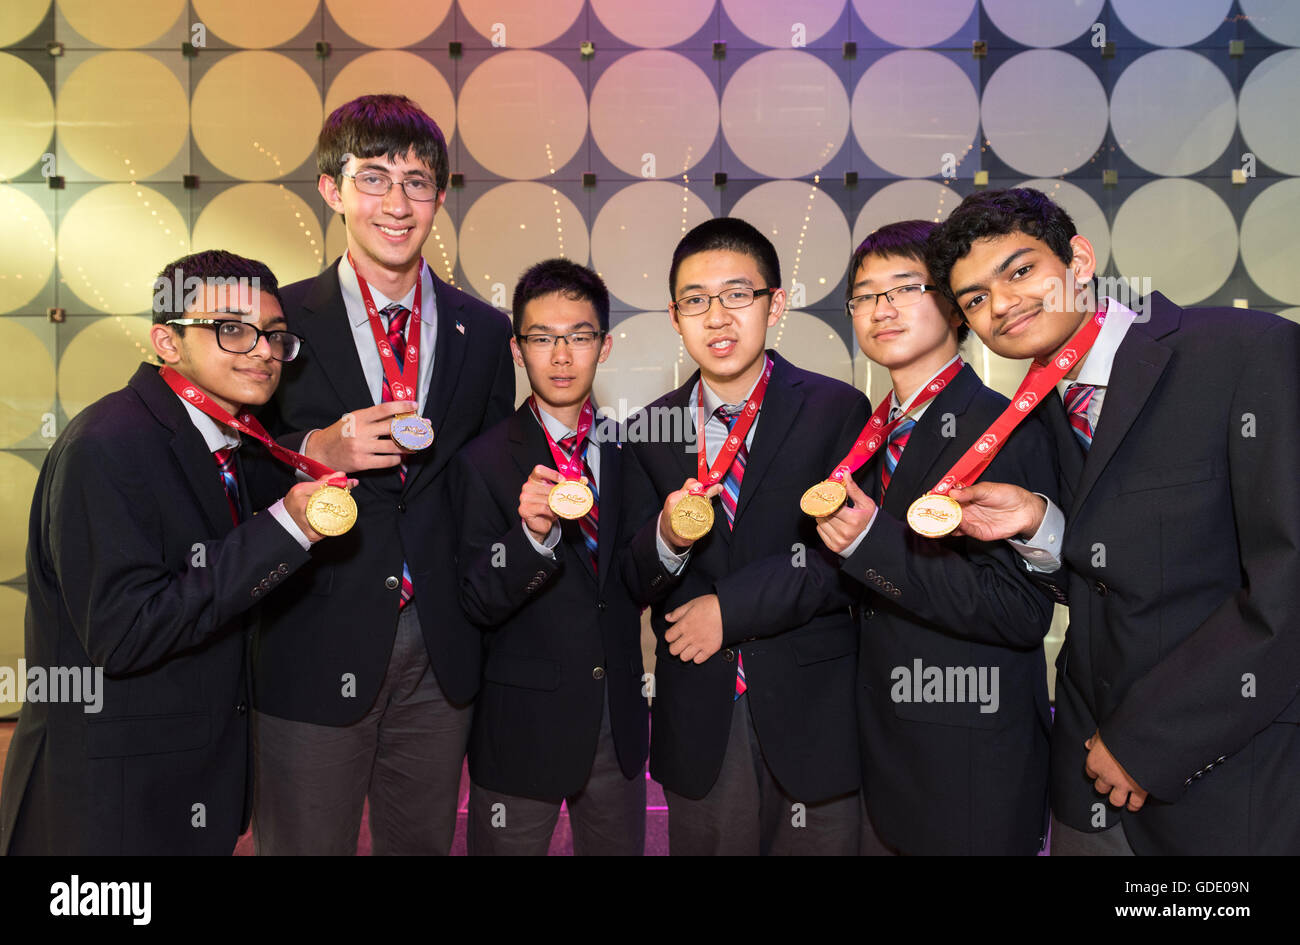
[341, 171, 439, 202]
[515, 330, 606, 351]
[167, 318, 303, 362]
[672, 286, 775, 318]
[845, 283, 938, 318]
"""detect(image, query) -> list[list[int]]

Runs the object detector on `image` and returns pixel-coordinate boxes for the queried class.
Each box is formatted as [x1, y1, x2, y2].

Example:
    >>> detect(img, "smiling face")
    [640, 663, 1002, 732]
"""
[151, 286, 285, 414]
[512, 291, 611, 419]
[670, 249, 784, 400]
[947, 231, 1097, 364]
[850, 253, 961, 378]
[318, 148, 443, 284]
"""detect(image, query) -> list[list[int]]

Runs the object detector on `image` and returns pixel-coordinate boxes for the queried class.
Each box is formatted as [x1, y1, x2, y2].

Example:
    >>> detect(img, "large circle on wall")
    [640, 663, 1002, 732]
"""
[723, 0, 845, 47]
[1111, 179, 1237, 307]
[731, 180, 850, 307]
[324, 51, 456, 142]
[852, 181, 959, 248]
[58, 316, 154, 419]
[981, 0, 1104, 47]
[1240, 50, 1300, 176]
[0, 185, 56, 312]
[767, 311, 852, 384]
[852, 0, 976, 47]
[192, 52, 321, 181]
[58, 184, 189, 314]
[1, 0, 50, 47]
[460, 0, 583, 47]
[1240, 0, 1300, 46]
[459, 182, 589, 304]
[851, 51, 978, 179]
[0, 588, 28, 699]
[191, 0, 319, 48]
[0, 457, 39, 581]
[1017, 178, 1110, 274]
[192, 184, 324, 287]
[721, 50, 850, 179]
[58, 0, 184, 47]
[324, 212, 458, 285]
[591, 182, 713, 311]
[1110, 50, 1235, 177]
[1111, 0, 1232, 47]
[594, 311, 683, 416]
[982, 51, 1107, 177]
[57, 51, 188, 180]
[0, 320, 55, 448]
[590, 0, 715, 47]
[590, 51, 718, 179]
[324, 0, 451, 48]
[1240, 178, 1300, 305]
[457, 52, 587, 180]
[0, 54, 54, 179]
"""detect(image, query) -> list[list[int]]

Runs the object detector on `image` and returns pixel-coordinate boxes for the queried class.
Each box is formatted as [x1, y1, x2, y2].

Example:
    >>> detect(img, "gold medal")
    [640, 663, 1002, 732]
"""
[800, 479, 847, 517]
[305, 484, 358, 537]
[906, 493, 961, 538]
[390, 412, 434, 451]
[670, 493, 714, 541]
[548, 479, 594, 520]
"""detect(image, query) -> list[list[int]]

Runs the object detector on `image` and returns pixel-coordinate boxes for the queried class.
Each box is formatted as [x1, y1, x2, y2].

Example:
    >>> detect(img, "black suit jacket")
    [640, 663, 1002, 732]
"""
[449, 405, 650, 800]
[1048, 293, 1300, 854]
[254, 261, 515, 721]
[622, 351, 871, 803]
[840, 364, 1056, 854]
[0, 364, 311, 855]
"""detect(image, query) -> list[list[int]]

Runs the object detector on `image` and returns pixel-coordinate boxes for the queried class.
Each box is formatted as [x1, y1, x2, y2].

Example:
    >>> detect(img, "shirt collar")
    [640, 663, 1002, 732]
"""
[890, 353, 962, 418]
[339, 253, 424, 329]
[178, 396, 240, 453]
[697, 361, 768, 418]
[1059, 296, 1137, 392]
[531, 400, 580, 442]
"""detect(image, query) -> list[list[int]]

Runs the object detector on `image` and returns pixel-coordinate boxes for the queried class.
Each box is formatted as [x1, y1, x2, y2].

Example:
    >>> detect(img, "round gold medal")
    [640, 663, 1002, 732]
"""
[906, 493, 962, 538]
[800, 479, 847, 517]
[548, 479, 594, 520]
[305, 484, 358, 537]
[390, 413, 434, 451]
[670, 493, 714, 541]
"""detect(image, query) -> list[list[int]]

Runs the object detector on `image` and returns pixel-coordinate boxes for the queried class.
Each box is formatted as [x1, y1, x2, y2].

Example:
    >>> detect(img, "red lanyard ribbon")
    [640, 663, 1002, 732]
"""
[691, 356, 772, 495]
[349, 251, 423, 403]
[528, 396, 595, 481]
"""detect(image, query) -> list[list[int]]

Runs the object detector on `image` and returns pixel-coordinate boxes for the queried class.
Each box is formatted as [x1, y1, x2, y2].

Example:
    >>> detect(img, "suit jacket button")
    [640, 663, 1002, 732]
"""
[251, 587, 262, 599]
[1093, 580, 1109, 596]
[597, 600, 607, 612]
[652, 575, 664, 588]
[534, 570, 548, 581]
[277, 563, 289, 575]
[385, 575, 400, 590]
[396, 501, 406, 513]
[236, 702, 248, 715]
[866, 568, 876, 579]
[722, 649, 735, 662]
[592, 666, 605, 679]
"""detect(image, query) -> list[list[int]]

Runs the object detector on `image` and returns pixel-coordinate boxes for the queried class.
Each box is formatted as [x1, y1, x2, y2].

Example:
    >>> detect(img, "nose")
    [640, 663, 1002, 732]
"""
[248, 330, 274, 360]
[872, 293, 899, 320]
[703, 296, 731, 326]
[550, 337, 573, 363]
[989, 284, 1018, 318]
[382, 179, 411, 216]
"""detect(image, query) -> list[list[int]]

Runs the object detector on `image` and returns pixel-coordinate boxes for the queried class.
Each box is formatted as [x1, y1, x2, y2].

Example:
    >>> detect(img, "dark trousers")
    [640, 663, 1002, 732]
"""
[1049, 813, 1136, 855]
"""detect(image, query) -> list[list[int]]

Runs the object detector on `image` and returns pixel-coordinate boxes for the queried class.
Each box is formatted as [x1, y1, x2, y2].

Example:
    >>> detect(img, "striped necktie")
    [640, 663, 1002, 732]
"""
[558, 433, 599, 576]
[880, 410, 914, 495]
[715, 406, 749, 699]
[1064, 383, 1096, 451]
[380, 301, 414, 608]
[213, 446, 240, 526]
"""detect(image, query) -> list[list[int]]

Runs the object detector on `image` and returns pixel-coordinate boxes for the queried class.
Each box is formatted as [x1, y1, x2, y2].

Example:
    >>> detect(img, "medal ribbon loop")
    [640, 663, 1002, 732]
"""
[349, 251, 423, 404]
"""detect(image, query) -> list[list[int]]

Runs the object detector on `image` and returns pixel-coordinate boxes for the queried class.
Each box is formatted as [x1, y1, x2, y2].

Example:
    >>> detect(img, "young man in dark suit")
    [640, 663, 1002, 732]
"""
[931, 187, 1300, 855]
[252, 94, 515, 855]
[813, 221, 1059, 854]
[621, 218, 871, 855]
[449, 259, 649, 855]
[0, 250, 340, 855]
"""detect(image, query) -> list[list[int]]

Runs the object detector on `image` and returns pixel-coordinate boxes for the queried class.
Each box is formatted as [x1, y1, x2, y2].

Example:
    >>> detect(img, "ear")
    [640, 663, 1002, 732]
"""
[597, 329, 613, 364]
[509, 335, 525, 369]
[318, 173, 344, 214]
[151, 324, 183, 365]
[668, 304, 683, 337]
[1067, 235, 1097, 285]
[765, 287, 787, 327]
[434, 189, 447, 216]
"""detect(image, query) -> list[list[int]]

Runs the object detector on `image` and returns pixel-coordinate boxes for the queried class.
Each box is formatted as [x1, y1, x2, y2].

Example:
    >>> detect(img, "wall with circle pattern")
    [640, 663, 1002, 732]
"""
[3, 0, 1300, 708]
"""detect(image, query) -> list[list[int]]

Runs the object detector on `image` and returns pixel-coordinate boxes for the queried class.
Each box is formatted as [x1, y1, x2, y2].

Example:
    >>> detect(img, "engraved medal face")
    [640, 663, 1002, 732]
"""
[305, 484, 358, 537]
[390, 413, 434, 451]
[548, 479, 594, 520]
[800, 479, 847, 517]
[670, 493, 715, 541]
[906, 493, 962, 538]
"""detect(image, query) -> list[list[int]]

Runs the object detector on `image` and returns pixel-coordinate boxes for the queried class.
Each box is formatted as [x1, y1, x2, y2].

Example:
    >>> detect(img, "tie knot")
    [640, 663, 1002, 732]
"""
[383, 303, 410, 334]
[889, 417, 915, 440]
[558, 433, 578, 455]
[715, 405, 742, 428]
[214, 445, 237, 467]
[1064, 383, 1095, 415]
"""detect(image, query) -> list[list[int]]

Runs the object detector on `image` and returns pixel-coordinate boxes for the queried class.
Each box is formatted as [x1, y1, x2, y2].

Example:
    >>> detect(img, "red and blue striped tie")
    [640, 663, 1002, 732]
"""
[380, 302, 414, 609]
[213, 446, 240, 526]
[1064, 383, 1096, 452]
[716, 406, 748, 699]
[558, 433, 599, 576]
[880, 412, 914, 495]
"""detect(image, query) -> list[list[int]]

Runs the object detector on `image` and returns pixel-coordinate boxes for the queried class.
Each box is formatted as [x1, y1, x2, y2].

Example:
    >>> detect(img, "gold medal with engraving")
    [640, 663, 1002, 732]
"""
[548, 479, 594, 520]
[906, 492, 961, 538]
[306, 484, 358, 537]
[800, 479, 848, 517]
[390, 412, 434, 451]
[670, 493, 715, 541]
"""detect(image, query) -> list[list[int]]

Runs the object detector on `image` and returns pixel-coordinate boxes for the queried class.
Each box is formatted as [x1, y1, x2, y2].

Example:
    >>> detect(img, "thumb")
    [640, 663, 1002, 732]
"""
[949, 482, 987, 505]
[843, 474, 869, 506]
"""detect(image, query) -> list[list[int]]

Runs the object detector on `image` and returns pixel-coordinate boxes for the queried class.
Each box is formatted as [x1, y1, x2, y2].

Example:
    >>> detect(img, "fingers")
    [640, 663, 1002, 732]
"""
[529, 465, 563, 485]
[844, 474, 868, 505]
[361, 400, 420, 420]
[1126, 792, 1146, 813]
[948, 482, 990, 505]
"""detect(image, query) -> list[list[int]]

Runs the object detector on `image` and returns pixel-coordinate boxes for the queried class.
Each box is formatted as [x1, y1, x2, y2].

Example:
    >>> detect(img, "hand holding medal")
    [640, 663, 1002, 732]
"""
[527, 396, 597, 526]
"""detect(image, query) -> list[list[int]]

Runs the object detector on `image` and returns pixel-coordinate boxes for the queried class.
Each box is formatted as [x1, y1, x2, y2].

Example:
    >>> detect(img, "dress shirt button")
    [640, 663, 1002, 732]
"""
[384, 575, 400, 590]
[722, 649, 735, 662]
[592, 666, 605, 679]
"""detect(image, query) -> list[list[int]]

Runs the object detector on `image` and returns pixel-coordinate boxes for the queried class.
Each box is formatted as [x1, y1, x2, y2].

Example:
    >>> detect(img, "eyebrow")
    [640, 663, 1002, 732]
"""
[522, 321, 597, 333]
[209, 309, 286, 328]
[852, 269, 924, 292]
[952, 247, 1035, 299]
[359, 161, 431, 180]
[676, 276, 755, 295]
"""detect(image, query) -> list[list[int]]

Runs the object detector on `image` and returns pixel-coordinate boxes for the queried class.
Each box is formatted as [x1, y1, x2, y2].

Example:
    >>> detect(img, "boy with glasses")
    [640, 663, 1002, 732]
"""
[0, 250, 346, 854]
[449, 259, 650, 855]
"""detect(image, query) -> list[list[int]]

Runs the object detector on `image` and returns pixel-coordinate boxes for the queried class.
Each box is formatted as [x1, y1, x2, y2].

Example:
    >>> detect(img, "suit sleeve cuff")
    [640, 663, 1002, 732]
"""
[1007, 494, 1063, 573]
[294, 430, 320, 482]
[523, 520, 561, 559]
[655, 513, 690, 574]
[267, 498, 314, 550]
[835, 505, 879, 560]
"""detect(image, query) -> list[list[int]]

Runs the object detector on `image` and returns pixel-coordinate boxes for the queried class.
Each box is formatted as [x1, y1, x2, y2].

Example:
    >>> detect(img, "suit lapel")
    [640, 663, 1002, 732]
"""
[733, 352, 803, 524]
[1042, 388, 1084, 510]
[593, 420, 621, 590]
[298, 260, 374, 414]
[879, 364, 980, 518]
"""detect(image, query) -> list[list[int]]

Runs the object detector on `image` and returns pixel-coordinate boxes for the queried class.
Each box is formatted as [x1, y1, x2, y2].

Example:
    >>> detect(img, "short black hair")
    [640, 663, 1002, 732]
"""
[849, 219, 968, 345]
[318, 94, 450, 193]
[927, 187, 1077, 307]
[512, 258, 610, 334]
[668, 217, 781, 300]
[152, 249, 281, 327]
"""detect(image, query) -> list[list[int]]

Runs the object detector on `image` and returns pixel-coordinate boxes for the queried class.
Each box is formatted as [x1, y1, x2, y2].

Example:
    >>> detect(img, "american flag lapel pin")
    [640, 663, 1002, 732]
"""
[455, 321, 465, 335]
